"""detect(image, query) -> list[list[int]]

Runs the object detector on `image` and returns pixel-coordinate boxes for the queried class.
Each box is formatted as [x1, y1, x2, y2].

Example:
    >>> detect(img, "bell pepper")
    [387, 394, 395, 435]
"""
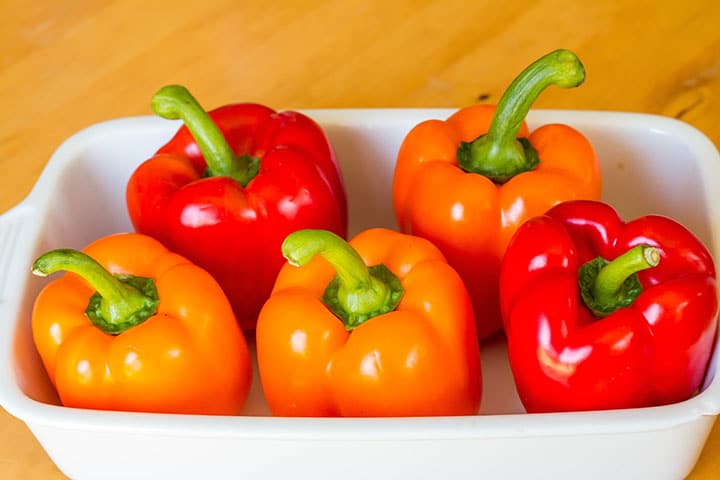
[31, 233, 252, 414]
[392, 49, 601, 339]
[499, 200, 718, 413]
[126, 85, 347, 331]
[256, 228, 482, 417]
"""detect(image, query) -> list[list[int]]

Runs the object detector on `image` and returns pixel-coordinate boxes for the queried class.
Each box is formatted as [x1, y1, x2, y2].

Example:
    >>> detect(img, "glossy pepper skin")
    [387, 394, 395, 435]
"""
[127, 85, 347, 331]
[31, 233, 252, 414]
[256, 228, 482, 417]
[393, 50, 601, 339]
[500, 200, 718, 413]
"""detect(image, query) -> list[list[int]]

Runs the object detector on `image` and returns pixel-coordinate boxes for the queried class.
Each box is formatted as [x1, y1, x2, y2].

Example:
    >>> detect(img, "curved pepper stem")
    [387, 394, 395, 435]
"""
[152, 85, 259, 186]
[579, 244, 660, 318]
[32, 249, 159, 335]
[282, 229, 404, 330]
[457, 49, 585, 183]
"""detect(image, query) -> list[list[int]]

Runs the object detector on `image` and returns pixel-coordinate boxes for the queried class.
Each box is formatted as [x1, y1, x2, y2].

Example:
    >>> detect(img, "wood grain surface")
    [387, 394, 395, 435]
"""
[1, 1, 720, 478]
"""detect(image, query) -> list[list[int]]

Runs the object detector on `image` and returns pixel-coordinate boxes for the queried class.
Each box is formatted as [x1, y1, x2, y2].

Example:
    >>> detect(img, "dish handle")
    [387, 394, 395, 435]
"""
[0, 205, 39, 304]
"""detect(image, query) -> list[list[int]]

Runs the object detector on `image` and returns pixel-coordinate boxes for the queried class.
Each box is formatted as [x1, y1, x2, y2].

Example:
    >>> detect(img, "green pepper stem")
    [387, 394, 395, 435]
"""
[283, 229, 371, 290]
[151, 85, 258, 186]
[282, 229, 404, 330]
[593, 245, 660, 306]
[457, 49, 585, 183]
[579, 244, 660, 318]
[32, 249, 159, 335]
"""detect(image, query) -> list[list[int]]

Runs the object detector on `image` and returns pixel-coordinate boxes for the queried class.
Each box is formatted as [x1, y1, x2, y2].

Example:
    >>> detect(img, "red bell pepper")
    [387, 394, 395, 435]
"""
[126, 85, 347, 330]
[500, 200, 718, 413]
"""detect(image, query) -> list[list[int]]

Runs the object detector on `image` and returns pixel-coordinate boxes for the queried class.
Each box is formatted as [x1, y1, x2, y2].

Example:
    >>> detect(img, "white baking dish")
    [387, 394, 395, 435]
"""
[1, 109, 719, 479]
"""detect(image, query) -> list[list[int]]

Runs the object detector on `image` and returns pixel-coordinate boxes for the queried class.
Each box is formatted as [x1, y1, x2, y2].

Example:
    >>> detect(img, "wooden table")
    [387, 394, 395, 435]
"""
[2, 1, 720, 478]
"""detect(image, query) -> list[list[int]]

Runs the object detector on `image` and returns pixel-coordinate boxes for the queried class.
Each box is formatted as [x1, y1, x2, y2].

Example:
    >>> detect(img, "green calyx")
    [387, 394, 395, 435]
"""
[151, 84, 259, 187]
[281, 229, 404, 330]
[323, 264, 404, 329]
[579, 244, 660, 318]
[32, 249, 159, 335]
[457, 49, 585, 183]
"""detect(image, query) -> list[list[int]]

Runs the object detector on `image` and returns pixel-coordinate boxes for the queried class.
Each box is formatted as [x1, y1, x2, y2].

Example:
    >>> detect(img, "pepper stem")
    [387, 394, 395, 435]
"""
[457, 49, 585, 183]
[579, 245, 660, 318]
[151, 84, 259, 186]
[282, 229, 404, 330]
[32, 249, 159, 335]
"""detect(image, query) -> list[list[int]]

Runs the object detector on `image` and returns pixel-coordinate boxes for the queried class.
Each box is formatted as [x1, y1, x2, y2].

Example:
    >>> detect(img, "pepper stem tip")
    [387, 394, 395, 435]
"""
[644, 246, 661, 267]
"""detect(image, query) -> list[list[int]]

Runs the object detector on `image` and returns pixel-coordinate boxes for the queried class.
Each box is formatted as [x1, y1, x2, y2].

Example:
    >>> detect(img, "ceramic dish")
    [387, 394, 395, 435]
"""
[1, 109, 719, 479]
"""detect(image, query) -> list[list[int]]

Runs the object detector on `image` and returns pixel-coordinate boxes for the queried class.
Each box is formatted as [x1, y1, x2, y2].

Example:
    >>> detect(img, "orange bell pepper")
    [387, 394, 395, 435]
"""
[256, 228, 482, 417]
[31, 233, 252, 415]
[393, 49, 601, 339]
